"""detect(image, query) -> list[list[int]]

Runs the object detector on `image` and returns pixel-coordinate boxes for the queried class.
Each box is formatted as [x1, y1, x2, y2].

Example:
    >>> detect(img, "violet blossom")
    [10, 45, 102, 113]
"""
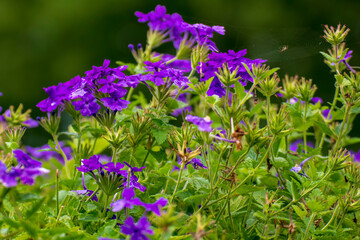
[121, 215, 154, 240]
[185, 115, 213, 132]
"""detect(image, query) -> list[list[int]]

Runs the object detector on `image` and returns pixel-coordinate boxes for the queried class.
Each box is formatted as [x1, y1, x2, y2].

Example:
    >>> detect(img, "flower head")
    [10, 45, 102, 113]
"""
[185, 115, 213, 132]
[121, 215, 154, 240]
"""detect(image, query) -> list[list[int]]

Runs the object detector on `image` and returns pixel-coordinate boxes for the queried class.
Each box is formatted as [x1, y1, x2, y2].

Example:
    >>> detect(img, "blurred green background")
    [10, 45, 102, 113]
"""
[1, 0, 360, 145]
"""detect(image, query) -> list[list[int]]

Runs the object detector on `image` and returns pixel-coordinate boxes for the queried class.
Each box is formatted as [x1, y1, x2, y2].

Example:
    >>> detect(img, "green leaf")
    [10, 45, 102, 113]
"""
[48, 139, 56, 150]
[293, 205, 307, 220]
[272, 157, 289, 168]
[187, 176, 209, 190]
[247, 101, 264, 118]
[25, 197, 45, 219]
[83, 202, 98, 213]
[234, 81, 246, 99]
[307, 199, 325, 212]
[151, 128, 169, 145]
[314, 120, 335, 137]
[5, 141, 19, 150]
[241, 63, 254, 79]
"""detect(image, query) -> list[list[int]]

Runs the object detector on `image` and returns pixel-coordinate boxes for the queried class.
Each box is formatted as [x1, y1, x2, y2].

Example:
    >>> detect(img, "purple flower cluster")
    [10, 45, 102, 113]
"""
[111, 187, 167, 215]
[135, 5, 225, 51]
[185, 114, 213, 132]
[76, 155, 146, 192]
[26, 142, 72, 165]
[0, 150, 49, 188]
[121, 215, 153, 240]
[110, 187, 167, 240]
[172, 156, 207, 172]
[198, 50, 266, 97]
[142, 61, 190, 88]
[37, 60, 137, 116]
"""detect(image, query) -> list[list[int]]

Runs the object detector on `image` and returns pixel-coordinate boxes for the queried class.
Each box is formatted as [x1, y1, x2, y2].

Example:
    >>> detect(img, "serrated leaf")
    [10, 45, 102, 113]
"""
[272, 157, 289, 168]
[314, 120, 335, 137]
[83, 202, 98, 213]
[293, 205, 307, 220]
[307, 199, 325, 212]
[151, 129, 168, 145]
[187, 176, 209, 190]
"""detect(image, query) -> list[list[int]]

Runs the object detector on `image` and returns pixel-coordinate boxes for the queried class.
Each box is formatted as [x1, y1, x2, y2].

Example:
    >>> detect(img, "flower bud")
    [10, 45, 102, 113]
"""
[280, 75, 298, 100]
[38, 111, 61, 135]
[323, 24, 350, 46]
[269, 105, 290, 135]
[191, 44, 209, 71]
[258, 73, 281, 97]
[216, 64, 240, 87]
[295, 77, 317, 103]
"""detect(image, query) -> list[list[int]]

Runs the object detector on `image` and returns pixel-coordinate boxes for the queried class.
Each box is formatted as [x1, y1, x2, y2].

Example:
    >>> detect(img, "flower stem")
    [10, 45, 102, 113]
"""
[103, 194, 110, 218]
[170, 162, 185, 204]
[333, 103, 351, 152]
[319, 84, 339, 148]
[303, 102, 308, 154]
[56, 169, 59, 215]
[304, 213, 316, 240]
[126, 87, 135, 101]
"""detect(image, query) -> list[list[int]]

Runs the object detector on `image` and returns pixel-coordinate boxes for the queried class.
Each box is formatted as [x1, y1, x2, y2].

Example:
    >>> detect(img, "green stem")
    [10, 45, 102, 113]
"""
[333, 103, 351, 152]
[103, 194, 110, 218]
[126, 87, 135, 101]
[319, 84, 340, 148]
[304, 213, 316, 240]
[212, 146, 227, 186]
[85, 187, 100, 203]
[56, 206, 64, 226]
[266, 95, 271, 135]
[170, 162, 185, 204]
[303, 102, 308, 154]
[321, 202, 340, 230]
[112, 147, 117, 163]
[56, 169, 59, 215]
[238, 83, 257, 109]
[52, 134, 68, 163]
[196, 138, 274, 215]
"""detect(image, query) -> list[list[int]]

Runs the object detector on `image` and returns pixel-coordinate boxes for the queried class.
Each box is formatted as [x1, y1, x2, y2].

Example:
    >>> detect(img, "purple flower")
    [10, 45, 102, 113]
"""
[37, 83, 69, 112]
[183, 23, 225, 52]
[72, 173, 98, 201]
[123, 162, 146, 192]
[185, 115, 213, 132]
[111, 188, 137, 212]
[101, 90, 130, 112]
[102, 162, 127, 176]
[289, 139, 314, 152]
[207, 77, 226, 98]
[322, 109, 332, 120]
[335, 50, 356, 73]
[135, 5, 185, 48]
[134, 197, 168, 216]
[121, 215, 154, 240]
[349, 150, 360, 163]
[311, 97, 323, 104]
[72, 93, 101, 117]
[0, 158, 49, 188]
[197, 49, 266, 97]
[187, 158, 207, 170]
[26, 142, 72, 165]
[13, 150, 42, 168]
[77, 155, 102, 172]
[290, 157, 313, 177]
